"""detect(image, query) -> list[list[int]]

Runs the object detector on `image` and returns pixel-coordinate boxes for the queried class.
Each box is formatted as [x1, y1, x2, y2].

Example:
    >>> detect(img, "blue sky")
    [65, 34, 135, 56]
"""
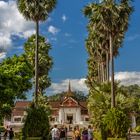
[0, 0, 140, 94]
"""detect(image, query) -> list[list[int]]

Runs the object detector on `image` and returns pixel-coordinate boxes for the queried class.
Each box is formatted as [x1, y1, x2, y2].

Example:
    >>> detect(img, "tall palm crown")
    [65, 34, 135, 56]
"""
[17, 0, 56, 106]
[84, 0, 132, 107]
[17, 0, 56, 21]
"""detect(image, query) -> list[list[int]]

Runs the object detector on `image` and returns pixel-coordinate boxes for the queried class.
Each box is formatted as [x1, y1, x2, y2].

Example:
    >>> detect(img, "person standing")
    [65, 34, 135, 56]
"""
[9, 128, 14, 140]
[73, 126, 81, 140]
[64, 126, 68, 140]
[3, 126, 9, 140]
[51, 125, 60, 140]
[82, 127, 88, 140]
[0, 130, 1, 140]
[60, 126, 66, 140]
[88, 125, 93, 140]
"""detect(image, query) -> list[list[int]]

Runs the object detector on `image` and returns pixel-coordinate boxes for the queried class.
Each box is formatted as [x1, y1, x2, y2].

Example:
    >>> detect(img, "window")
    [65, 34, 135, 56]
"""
[81, 110, 88, 115]
[50, 117, 55, 122]
[85, 117, 89, 121]
[14, 117, 21, 122]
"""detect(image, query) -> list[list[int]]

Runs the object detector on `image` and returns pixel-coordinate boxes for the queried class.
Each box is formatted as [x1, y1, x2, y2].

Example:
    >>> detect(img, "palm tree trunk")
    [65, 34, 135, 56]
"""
[102, 62, 105, 82]
[104, 62, 106, 82]
[106, 51, 109, 83]
[35, 20, 39, 107]
[98, 63, 100, 82]
[110, 34, 115, 108]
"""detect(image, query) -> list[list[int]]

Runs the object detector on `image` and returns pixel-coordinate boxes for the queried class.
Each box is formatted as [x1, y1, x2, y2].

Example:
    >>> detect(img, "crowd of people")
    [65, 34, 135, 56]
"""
[0, 126, 14, 140]
[51, 125, 94, 140]
[1, 125, 93, 140]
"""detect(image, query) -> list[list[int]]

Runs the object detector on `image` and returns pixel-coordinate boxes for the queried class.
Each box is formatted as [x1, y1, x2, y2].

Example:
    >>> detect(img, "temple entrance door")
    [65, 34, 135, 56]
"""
[67, 114, 73, 124]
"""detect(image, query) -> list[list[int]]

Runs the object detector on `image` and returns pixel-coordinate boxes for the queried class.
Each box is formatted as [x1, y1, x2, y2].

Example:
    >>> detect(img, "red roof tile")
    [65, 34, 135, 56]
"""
[49, 101, 60, 108]
[15, 101, 31, 108]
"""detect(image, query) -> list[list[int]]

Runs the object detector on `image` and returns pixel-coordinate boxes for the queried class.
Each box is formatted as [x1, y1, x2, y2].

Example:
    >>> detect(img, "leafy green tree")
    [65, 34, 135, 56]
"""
[17, 0, 57, 106]
[38, 94, 51, 114]
[103, 108, 130, 138]
[0, 55, 32, 121]
[88, 83, 111, 128]
[88, 82, 136, 126]
[22, 106, 50, 139]
[48, 91, 87, 101]
[24, 35, 53, 94]
[119, 85, 140, 125]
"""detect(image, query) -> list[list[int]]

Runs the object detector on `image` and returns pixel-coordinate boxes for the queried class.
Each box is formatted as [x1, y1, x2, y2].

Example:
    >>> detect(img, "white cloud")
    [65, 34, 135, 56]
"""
[0, 52, 6, 61]
[115, 71, 140, 85]
[0, 0, 34, 49]
[14, 30, 35, 39]
[64, 33, 71, 37]
[48, 25, 59, 35]
[126, 34, 140, 41]
[62, 14, 67, 22]
[48, 78, 88, 94]
[0, 33, 12, 50]
[47, 72, 140, 95]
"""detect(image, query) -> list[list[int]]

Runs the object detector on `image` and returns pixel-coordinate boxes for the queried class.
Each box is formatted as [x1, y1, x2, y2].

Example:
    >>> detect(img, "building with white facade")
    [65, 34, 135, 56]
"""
[49, 82, 89, 125]
[4, 82, 89, 131]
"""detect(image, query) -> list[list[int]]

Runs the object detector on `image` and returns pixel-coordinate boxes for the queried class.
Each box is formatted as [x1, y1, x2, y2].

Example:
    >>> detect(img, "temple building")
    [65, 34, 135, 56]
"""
[4, 82, 89, 131]
[49, 82, 89, 125]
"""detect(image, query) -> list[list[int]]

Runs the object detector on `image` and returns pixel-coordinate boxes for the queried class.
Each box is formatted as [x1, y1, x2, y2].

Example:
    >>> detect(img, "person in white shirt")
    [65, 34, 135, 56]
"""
[51, 125, 60, 140]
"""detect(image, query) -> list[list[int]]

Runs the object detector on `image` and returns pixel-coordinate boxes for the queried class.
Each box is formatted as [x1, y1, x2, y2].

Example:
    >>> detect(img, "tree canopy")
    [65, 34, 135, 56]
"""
[0, 54, 32, 119]
[24, 35, 53, 94]
[17, 0, 57, 106]
[48, 91, 87, 101]
[84, 0, 133, 107]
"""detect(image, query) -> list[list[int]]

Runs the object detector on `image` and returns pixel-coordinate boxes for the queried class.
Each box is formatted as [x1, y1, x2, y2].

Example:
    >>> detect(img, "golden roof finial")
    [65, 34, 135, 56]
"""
[68, 80, 71, 93]
[66, 80, 73, 97]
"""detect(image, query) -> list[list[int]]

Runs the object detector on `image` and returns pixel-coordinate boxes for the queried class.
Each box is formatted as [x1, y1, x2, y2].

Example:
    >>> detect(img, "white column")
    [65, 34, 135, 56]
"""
[73, 113, 76, 124]
[131, 114, 136, 129]
[76, 108, 81, 123]
[59, 108, 64, 124]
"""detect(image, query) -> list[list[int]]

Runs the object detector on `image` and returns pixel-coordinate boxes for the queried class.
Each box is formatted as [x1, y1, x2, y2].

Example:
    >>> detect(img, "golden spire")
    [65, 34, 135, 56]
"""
[66, 80, 73, 97]
[68, 80, 71, 93]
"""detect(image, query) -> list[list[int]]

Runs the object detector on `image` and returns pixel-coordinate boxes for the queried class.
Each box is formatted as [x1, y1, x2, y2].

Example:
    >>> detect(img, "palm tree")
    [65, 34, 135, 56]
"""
[17, 0, 56, 106]
[84, 0, 132, 107]
[103, 0, 132, 107]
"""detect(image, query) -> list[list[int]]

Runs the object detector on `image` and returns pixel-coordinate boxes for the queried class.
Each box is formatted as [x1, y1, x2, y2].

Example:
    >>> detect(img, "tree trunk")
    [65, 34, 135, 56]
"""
[98, 63, 100, 82]
[110, 34, 115, 108]
[106, 51, 109, 83]
[35, 21, 39, 107]
[102, 62, 105, 82]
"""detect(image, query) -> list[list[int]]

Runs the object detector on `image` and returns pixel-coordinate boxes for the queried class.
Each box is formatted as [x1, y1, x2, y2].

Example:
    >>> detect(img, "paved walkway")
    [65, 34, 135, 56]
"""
[129, 135, 140, 140]
[127, 133, 140, 140]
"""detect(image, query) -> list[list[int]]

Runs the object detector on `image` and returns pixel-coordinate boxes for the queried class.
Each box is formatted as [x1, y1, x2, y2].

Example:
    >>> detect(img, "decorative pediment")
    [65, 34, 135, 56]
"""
[61, 97, 78, 107]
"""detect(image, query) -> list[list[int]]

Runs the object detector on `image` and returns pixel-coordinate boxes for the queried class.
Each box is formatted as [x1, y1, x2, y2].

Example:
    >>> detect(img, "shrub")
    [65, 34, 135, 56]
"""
[14, 131, 23, 139]
[135, 125, 140, 133]
[0, 126, 6, 132]
[22, 105, 50, 139]
[103, 108, 130, 138]
[94, 130, 102, 140]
